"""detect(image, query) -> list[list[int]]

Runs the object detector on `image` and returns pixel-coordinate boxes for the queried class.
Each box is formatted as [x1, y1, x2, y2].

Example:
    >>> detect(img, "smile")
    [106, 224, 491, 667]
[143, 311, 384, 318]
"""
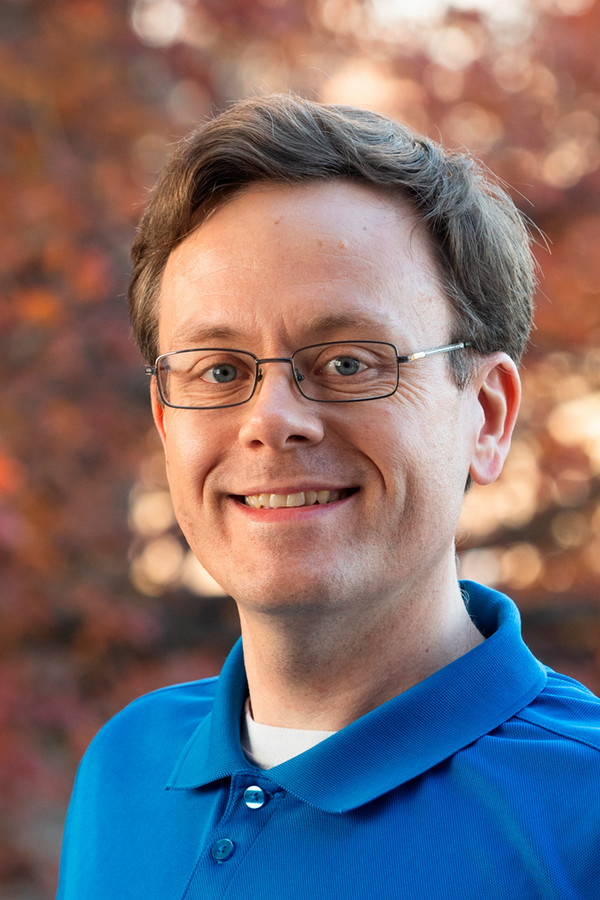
[242, 489, 356, 509]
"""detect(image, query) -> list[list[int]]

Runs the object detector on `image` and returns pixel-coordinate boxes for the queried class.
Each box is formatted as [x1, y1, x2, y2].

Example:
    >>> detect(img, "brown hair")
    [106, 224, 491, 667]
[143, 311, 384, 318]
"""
[128, 93, 536, 383]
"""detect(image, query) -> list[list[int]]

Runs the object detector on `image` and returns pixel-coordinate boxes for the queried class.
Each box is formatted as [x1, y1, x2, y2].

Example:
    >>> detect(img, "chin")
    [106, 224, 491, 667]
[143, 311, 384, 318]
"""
[230, 572, 347, 616]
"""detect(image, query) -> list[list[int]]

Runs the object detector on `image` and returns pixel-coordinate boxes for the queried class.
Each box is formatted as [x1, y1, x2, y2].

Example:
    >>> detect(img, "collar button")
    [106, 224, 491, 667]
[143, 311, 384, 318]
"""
[244, 785, 266, 809]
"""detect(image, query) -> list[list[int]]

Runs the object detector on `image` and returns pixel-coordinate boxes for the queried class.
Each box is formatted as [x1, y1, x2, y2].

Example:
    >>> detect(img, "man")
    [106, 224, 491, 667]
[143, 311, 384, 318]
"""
[57, 94, 600, 898]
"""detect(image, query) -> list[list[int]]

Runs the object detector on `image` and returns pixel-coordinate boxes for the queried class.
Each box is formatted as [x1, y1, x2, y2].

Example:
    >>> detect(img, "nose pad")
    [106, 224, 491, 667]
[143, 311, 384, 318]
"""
[256, 364, 305, 391]
[254, 358, 302, 397]
[256, 366, 305, 385]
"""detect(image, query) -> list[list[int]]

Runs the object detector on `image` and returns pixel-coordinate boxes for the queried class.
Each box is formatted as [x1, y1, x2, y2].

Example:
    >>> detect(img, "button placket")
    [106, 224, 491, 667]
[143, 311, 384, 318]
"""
[182, 779, 288, 896]
[207, 782, 270, 869]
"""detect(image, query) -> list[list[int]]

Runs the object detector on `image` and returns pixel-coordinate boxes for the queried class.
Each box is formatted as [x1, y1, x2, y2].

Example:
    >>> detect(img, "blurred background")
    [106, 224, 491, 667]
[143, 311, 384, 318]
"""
[1, 0, 600, 895]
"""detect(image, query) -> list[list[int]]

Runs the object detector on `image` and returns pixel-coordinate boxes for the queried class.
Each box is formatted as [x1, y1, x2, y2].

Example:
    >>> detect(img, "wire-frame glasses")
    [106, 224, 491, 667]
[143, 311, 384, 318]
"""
[145, 340, 473, 410]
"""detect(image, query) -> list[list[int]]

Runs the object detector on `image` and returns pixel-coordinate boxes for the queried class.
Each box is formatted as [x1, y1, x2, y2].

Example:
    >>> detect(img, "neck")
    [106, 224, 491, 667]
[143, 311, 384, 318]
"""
[237, 571, 484, 731]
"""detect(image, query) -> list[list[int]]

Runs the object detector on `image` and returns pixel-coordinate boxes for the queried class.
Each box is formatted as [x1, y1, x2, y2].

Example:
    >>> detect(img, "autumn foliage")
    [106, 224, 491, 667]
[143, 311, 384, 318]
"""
[1, 0, 600, 895]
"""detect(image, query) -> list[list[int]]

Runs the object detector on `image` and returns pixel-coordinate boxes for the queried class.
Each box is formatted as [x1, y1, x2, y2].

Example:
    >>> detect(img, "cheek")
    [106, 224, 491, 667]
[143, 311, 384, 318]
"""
[377, 392, 467, 496]
[163, 421, 213, 502]
[369, 399, 433, 478]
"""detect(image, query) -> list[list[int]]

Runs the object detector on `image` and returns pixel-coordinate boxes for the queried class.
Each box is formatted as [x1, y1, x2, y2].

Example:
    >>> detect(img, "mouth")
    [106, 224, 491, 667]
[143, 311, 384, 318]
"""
[235, 488, 358, 509]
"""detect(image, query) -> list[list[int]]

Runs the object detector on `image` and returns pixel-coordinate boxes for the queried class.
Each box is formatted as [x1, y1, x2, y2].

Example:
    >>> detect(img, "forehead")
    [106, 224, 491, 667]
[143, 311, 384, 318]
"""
[158, 180, 451, 350]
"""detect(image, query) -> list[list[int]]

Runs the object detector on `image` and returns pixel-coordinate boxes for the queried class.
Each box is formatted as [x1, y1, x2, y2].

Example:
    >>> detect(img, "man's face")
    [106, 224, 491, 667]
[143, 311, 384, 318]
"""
[153, 181, 486, 617]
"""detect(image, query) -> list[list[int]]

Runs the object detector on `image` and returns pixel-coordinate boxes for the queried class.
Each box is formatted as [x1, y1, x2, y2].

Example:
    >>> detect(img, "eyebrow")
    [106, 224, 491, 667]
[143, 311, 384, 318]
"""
[169, 309, 400, 350]
[170, 323, 246, 347]
[301, 310, 399, 337]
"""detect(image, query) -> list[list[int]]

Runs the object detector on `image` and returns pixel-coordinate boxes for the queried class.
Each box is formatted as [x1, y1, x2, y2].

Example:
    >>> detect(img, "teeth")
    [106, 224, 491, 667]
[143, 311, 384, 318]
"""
[244, 490, 342, 509]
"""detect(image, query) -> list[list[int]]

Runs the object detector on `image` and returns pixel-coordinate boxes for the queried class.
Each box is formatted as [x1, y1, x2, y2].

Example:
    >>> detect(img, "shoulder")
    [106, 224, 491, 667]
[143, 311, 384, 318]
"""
[515, 666, 600, 752]
[101, 675, 218, 733]
[80, 676, 219, 777]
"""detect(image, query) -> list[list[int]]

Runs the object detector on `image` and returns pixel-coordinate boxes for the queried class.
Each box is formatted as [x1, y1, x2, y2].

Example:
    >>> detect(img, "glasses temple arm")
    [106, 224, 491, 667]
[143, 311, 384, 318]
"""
[397, 341, 473, 364]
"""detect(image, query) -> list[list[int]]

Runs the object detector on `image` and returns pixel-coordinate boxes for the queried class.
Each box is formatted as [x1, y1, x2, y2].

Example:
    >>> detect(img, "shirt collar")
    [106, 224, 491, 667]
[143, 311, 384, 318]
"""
[166, 582, 547, 812]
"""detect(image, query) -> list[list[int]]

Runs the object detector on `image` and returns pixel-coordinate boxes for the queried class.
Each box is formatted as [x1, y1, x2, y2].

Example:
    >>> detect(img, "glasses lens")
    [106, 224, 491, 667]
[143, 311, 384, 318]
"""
[158, 349, 256, 408]
[294, 342, 398, 402]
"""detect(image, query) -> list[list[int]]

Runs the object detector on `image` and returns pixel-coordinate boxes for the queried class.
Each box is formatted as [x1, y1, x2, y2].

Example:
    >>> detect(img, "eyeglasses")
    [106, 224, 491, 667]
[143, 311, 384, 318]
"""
[145, 340, 473, 410]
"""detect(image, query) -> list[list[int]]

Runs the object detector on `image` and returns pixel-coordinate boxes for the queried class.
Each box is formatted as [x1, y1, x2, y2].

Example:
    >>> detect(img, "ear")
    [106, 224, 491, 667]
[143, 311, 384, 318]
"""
[469, 353, 521, 486]
[150, 379, 168, 448]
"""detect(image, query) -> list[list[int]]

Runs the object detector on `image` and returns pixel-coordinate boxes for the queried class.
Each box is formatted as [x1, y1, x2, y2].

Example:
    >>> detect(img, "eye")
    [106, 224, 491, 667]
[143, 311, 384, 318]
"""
[323, 355, 367, 376]
[202, 363, 239, 383]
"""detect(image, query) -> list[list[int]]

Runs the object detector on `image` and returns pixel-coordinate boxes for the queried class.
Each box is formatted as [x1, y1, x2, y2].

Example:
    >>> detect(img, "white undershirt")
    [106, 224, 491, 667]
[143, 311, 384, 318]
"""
[241, 699, 336, 770]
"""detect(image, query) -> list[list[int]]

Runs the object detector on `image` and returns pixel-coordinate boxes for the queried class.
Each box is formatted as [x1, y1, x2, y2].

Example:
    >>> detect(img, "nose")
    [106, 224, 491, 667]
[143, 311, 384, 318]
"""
[238, 359, 324, 450]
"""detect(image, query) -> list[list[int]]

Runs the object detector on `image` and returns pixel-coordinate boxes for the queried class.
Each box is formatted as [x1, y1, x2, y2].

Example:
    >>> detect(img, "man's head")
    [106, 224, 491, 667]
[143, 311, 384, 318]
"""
[128, 93, 536, 382]
[131, 94, 529, 613]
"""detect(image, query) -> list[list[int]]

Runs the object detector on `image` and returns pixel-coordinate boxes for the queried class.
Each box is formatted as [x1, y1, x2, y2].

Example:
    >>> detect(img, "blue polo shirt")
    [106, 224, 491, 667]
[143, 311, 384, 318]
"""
[57, 582, 600, 898]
